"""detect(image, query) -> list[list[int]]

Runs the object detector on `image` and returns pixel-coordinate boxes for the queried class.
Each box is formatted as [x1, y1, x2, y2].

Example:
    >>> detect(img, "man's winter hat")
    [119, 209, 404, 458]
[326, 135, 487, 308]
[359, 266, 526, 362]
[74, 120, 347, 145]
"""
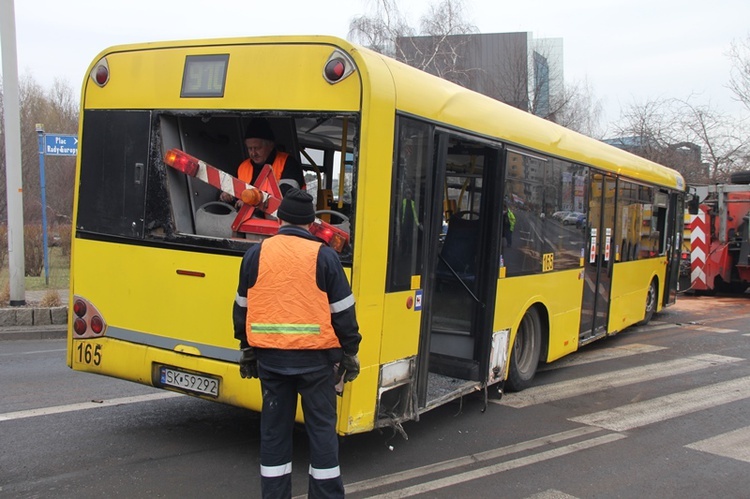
[278, 188, 316, 225]
[244, 118, 275, 141]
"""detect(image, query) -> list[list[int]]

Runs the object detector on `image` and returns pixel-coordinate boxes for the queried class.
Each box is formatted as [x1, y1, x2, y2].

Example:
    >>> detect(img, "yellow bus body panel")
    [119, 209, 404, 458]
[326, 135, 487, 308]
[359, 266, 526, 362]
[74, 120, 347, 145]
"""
[495, 269, 584, 364]
[380, 291, 422, 363]
[609, 258, 666, 332]
[83, 37, 361, 112]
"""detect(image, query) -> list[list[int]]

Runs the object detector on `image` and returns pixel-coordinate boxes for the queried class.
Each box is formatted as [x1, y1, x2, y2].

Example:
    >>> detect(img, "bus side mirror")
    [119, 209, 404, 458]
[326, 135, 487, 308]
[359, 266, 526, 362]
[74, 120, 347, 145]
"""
[687, 196, 699, 215]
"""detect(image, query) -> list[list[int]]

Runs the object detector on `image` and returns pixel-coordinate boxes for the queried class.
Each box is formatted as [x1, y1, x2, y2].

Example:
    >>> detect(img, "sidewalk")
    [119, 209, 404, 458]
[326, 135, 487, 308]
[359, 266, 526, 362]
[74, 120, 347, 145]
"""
[0, 289, 69, 341]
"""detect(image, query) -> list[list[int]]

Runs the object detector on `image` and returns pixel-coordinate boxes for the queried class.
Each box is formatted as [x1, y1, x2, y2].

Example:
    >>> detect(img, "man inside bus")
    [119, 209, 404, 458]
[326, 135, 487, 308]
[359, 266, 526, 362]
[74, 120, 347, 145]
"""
[220, 117, 306, 208]
[233, 188, 361, 498]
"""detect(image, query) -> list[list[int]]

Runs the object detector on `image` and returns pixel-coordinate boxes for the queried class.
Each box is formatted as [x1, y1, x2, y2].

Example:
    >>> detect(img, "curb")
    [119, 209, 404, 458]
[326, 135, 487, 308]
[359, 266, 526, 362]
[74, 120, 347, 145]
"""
[0, 306, 68, 341]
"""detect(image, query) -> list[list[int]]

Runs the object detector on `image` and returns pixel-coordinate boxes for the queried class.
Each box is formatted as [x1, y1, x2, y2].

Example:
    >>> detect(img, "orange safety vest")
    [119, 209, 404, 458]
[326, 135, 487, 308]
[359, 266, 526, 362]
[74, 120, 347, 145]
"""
[237, 151, 289, 184]
[246, 234, 341, 350]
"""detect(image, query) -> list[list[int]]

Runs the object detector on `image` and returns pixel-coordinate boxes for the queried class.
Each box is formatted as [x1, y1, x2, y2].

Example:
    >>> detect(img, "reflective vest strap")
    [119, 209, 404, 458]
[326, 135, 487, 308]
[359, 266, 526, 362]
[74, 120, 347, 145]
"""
[251, 323, 321, 334]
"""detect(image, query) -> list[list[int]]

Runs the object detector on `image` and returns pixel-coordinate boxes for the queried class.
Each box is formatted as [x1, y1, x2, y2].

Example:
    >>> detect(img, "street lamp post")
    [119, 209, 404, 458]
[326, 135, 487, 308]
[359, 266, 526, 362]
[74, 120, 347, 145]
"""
[36, 124, 50, 286]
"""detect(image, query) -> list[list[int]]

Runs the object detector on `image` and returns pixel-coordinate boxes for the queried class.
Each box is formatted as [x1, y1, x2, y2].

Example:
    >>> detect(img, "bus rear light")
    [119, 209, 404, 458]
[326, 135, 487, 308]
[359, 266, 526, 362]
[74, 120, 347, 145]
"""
[73, 299, 87, 318]
[91, 316, 105, 334]
[71, 295, 108, 339]
[322, 50, 355, 84]
[90, 57, 110, 87]
[73, 317, 87, 336]
[324, 59, 345, 81]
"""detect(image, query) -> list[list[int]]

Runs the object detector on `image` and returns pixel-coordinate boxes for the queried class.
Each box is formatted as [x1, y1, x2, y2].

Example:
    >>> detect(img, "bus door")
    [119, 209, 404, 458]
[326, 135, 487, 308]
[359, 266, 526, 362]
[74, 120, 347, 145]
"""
[579, 172, 616, 343]
[663, 191, 683, 305]
[416, 132, 501, 407]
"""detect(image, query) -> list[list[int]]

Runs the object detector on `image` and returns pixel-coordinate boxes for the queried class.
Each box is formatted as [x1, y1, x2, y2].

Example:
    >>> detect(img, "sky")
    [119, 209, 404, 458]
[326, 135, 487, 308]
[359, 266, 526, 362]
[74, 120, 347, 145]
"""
[3, 0, 749, 131]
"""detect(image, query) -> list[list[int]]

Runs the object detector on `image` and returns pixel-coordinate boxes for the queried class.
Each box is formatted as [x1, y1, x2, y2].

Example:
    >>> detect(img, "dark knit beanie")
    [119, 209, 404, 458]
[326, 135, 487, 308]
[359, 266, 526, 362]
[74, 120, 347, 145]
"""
[277, 188, 315, 225]
[244, 118, 275, 141]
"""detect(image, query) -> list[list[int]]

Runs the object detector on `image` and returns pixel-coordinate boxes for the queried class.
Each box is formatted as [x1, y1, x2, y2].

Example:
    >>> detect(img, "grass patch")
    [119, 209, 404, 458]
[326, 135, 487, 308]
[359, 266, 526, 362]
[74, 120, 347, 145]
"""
[0, 245, 70, 291]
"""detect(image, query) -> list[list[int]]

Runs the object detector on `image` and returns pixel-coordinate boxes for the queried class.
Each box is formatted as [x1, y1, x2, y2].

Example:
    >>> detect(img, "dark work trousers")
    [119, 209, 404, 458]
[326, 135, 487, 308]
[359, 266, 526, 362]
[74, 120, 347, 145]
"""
[258, 365, 344, 499]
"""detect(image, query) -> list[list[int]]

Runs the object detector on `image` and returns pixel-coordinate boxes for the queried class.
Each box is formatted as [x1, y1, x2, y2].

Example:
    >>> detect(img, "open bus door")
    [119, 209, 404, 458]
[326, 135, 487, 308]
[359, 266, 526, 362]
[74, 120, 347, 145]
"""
[415, 131, 502, 411]
[579, 171, 616, 343]
[664, 191, 684, 304]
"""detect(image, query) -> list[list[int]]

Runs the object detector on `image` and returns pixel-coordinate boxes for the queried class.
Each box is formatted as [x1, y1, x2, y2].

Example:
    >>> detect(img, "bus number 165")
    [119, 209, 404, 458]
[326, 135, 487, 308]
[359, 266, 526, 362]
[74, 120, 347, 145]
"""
[75, 342, 102, 366]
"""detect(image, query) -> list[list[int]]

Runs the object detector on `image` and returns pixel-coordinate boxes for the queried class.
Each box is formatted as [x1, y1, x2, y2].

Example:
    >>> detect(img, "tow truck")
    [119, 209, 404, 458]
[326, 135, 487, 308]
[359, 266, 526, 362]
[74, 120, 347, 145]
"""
[686, 171, 750, 293]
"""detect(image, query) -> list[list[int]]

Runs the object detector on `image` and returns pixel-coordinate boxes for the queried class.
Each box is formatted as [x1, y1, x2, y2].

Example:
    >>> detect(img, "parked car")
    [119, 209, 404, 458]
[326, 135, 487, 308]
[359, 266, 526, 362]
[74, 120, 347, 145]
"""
[562, 212, 584, 225]
[552, 210, 571, 221]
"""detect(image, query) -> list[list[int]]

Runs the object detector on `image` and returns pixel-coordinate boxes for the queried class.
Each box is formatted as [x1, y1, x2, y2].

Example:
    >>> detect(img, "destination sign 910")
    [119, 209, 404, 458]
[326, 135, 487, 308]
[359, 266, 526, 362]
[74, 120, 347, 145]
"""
[181, 54, 229, 98]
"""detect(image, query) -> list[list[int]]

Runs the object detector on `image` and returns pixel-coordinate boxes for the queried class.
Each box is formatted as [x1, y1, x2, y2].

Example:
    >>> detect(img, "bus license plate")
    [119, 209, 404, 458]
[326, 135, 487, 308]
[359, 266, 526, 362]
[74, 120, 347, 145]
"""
[159, 366, 219, 397]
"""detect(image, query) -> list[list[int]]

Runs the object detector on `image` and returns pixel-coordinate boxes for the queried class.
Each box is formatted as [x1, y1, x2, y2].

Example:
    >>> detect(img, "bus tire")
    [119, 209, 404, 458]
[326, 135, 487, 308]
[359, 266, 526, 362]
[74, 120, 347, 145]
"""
[637, 279, 658, 326]
[506, 307, 542, 392]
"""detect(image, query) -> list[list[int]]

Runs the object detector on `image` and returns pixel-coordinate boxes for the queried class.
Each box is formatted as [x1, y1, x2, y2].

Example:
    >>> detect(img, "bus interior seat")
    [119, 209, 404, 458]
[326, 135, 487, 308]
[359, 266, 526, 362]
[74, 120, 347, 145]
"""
[435, 211, 480, 285]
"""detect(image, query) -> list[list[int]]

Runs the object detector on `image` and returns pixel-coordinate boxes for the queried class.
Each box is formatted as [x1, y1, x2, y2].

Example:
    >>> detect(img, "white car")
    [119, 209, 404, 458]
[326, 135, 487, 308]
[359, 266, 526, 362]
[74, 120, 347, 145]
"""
[562, 212, 584, 226]
[552, 210, 571, 221]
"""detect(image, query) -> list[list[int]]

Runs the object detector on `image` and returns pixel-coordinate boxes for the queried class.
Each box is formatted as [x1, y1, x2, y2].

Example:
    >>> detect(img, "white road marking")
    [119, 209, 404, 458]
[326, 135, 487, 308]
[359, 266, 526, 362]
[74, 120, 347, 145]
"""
[540, 343, 666, 372]
[525, 491, 580, 499]
[0, 348, 66, 356]
[627, 323, 675, 333]
[366, 433, 625, 498]
[570, 375, 750, 432]
[344, 427, 601, 495]
[0, 392, 183, 422]
[685, 425, 750, 464]
[495, 354, 743, 408]
[680, 324, 738, 334]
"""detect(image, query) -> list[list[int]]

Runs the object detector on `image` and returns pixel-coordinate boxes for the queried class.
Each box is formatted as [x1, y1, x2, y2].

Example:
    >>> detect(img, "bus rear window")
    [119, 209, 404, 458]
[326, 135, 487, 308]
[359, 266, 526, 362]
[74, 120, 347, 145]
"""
[77, 110, 151, 238]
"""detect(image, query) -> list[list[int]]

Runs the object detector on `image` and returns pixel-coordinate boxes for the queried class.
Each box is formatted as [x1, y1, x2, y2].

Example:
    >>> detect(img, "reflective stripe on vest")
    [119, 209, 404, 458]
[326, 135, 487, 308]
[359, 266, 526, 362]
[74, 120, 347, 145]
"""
[237, 151, 289, 184]
[246, 235, 340, 350]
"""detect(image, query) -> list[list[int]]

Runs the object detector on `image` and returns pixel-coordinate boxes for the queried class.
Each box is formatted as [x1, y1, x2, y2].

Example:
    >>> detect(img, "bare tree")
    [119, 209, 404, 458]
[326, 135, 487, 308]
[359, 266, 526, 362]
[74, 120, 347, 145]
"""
[677, 99, 749, 182]
[611, 97, 749, 183]
[728, 34, 750, 111]
[349, 0, 478, 86]
[553, 77, 604, 138]
[0, 74, 78, 225]
[349, 3, 603, 137]
[348, 0, 414, 58]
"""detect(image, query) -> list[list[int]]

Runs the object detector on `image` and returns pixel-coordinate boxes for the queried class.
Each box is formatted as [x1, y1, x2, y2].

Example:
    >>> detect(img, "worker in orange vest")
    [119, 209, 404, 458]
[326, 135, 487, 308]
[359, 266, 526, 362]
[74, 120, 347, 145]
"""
[221, 118, 306, 207]
[233, 188, 361, 498]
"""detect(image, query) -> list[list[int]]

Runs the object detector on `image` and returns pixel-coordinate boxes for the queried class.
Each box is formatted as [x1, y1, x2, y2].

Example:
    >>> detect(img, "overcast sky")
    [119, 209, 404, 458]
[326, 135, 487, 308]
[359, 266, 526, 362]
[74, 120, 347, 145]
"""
[4, 0, 749, 130]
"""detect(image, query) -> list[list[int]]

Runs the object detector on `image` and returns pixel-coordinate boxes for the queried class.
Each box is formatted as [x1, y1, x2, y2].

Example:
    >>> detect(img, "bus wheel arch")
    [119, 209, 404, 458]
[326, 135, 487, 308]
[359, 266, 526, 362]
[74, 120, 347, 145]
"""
[638, 277, 659, 326]
[506, 304, 546, 392]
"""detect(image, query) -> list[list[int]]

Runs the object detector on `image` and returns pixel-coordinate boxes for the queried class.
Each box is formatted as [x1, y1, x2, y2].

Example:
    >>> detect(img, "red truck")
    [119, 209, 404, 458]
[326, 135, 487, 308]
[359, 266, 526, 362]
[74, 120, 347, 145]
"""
[686, 171, 750, 293]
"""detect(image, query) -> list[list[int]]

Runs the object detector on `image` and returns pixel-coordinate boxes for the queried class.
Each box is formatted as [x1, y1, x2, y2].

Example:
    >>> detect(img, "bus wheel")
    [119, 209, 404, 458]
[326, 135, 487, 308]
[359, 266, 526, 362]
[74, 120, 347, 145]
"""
[506, 307, 542, 392]
[638, 279, 658, 326]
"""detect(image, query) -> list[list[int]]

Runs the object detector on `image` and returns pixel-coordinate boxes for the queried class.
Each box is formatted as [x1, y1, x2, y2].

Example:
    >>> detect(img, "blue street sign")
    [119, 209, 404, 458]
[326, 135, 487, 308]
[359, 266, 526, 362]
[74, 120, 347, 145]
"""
[44, 134, 78, 156]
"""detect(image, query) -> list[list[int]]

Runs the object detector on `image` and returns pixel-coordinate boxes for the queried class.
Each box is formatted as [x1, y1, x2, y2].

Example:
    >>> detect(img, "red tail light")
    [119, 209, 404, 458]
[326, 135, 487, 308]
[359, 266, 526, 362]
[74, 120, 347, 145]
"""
[90, 57, 110, 87]
[71, 296, 107, 339]
[322, 50, 355, 84]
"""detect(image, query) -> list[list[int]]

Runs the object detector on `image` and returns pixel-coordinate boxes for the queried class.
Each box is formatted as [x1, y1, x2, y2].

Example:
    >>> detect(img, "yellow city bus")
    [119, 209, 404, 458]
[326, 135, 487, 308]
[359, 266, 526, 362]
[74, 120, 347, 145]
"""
[67, 35, 685, 435]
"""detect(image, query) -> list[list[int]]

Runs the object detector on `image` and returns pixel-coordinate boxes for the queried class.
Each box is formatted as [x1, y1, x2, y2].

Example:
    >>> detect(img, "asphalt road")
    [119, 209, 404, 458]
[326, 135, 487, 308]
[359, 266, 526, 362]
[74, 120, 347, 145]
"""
[1, 294, 749, 498]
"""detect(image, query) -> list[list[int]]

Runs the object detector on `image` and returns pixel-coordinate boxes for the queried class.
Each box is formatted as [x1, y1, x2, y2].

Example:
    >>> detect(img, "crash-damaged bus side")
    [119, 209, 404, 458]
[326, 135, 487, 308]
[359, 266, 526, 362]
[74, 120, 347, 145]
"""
[68, 36, 684, 436]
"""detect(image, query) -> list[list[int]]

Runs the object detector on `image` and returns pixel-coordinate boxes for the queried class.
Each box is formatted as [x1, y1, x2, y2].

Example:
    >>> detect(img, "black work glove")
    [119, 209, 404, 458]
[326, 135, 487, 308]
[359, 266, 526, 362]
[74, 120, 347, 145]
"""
[340, 353, 360, 383]
[239, 347, 258, 379]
